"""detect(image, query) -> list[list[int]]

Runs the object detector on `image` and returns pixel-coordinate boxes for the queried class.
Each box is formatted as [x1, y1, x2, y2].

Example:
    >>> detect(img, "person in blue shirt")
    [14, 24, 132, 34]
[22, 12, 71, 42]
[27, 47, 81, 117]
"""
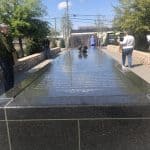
[89, 35, 97, 47]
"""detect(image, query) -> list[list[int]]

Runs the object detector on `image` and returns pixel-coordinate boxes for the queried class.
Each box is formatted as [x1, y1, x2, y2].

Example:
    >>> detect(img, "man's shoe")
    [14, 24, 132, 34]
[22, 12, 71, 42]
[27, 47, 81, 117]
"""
[122, 65, 126, 70]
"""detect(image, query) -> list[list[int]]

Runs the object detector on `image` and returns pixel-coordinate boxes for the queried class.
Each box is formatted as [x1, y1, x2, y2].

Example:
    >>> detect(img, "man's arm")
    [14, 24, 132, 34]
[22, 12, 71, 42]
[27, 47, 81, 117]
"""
[119, 36, 127, 46]
[133, 37, 135, 48]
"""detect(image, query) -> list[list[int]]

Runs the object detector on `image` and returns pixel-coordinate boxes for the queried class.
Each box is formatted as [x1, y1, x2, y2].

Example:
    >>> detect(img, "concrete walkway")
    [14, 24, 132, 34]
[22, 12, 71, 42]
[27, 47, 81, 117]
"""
[101, 47, 150, 84]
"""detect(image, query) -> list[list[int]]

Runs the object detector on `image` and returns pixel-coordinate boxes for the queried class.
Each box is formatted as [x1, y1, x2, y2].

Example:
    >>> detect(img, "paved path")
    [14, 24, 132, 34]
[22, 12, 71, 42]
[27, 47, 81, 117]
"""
[101, 47, 150, 84]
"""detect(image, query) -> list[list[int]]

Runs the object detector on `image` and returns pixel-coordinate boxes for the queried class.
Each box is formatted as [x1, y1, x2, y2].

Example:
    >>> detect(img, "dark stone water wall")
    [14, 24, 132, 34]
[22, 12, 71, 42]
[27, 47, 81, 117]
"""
[0, 48, 150, 150]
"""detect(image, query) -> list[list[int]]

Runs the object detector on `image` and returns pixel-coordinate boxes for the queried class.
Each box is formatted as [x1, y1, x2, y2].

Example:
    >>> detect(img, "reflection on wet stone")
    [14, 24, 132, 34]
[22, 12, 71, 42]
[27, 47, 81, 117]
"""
[7, 48, 150, 107]
[13, 49, 147, 98]
[9, 120, 78, 150]
[0, 122, 9, 150]
[80, 120, 150, 150]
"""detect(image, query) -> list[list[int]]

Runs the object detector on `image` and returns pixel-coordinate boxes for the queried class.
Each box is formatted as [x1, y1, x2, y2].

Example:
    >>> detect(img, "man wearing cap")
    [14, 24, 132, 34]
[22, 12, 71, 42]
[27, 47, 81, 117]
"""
[118, 31, 135, 70]
[0, 23, 15, 92]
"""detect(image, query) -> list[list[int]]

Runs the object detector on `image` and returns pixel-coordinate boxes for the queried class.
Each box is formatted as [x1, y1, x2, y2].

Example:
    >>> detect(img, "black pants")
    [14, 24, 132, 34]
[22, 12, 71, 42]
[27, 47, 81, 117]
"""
[44, 48, 50, 59]
[0, 57, 14, 92]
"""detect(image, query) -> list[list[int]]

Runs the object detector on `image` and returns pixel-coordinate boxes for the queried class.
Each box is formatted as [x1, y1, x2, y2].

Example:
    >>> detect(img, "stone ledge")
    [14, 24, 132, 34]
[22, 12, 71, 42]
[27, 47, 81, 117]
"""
[14, 52, 45, 72]
[0, 47, 61, 79]
[50, 47, 61, 57]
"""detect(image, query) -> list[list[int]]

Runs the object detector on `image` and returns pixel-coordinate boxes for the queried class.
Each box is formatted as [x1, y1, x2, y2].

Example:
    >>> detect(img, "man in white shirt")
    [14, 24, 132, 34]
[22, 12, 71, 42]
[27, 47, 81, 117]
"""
[118, 31, 135, 69]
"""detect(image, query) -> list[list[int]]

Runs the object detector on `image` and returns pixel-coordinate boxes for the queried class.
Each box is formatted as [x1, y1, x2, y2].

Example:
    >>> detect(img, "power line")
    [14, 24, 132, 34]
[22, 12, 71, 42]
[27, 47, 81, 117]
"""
[70, 18, 95, 21]
[72, 20, 95, 24]
[49, 12, 113, 32]
[70, 14, 105, 17]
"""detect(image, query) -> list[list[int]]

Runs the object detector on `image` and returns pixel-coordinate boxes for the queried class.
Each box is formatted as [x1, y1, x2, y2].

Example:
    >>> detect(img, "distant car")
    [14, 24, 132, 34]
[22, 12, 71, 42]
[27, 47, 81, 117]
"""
[108, 33, 116, 44]
[147, 35, 150, 43]
[115, 32, 124, 42]
[101, 31, 116, 46]
[147, 35, 150, 50]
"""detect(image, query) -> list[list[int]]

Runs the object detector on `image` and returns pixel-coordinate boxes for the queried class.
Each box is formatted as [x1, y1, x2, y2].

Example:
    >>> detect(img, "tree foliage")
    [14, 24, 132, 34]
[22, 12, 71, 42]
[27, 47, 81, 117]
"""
[113, 0, 150, 50]
[0, 0, 50, 57]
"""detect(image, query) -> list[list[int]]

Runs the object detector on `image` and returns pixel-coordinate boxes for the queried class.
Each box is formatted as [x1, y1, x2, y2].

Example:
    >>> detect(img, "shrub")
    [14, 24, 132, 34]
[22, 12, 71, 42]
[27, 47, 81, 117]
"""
[51, 39, 57, 48]
[25, 39, 43, 55]
[59, 39, 65, 48]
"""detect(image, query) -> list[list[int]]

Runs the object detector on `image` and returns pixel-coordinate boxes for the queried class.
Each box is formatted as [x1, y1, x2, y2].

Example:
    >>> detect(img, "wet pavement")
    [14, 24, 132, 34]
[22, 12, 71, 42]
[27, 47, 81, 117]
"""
[5, 48, 150, 107]
[1, 48, 150, 150]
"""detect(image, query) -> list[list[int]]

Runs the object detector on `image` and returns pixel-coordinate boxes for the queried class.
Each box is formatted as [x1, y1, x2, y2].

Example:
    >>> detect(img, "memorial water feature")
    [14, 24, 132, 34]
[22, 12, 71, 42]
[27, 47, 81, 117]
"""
[0, 48, 150, 150]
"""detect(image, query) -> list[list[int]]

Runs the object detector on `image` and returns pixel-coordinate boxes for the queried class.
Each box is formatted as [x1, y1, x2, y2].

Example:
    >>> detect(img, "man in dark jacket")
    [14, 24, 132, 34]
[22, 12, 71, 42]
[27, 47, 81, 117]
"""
[43, 38, 50, 59]
[0, 23, 15, 92]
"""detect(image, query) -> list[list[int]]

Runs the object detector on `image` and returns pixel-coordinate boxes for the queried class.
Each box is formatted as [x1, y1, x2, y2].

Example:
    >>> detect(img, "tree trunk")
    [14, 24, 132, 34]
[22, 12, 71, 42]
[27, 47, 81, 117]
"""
[18, 37, 24, 57]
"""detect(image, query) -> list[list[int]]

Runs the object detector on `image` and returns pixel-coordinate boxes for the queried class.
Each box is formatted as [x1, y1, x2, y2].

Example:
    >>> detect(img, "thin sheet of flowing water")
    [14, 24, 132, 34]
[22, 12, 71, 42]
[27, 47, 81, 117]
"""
[11, 49, 150, 106]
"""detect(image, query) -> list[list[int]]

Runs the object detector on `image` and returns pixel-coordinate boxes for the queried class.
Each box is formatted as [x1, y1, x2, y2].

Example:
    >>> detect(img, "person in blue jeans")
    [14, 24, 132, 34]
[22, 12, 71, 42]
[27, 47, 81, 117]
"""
[118, 31, 135, 70]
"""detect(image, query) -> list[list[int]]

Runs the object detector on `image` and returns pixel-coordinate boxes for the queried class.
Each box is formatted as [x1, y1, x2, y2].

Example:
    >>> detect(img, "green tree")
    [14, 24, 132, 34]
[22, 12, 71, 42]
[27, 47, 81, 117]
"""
[0, 0, 50, 57]
[113, 0, 150, 50]
[25, 19, 50, 55]
[27, 19, 50, 39]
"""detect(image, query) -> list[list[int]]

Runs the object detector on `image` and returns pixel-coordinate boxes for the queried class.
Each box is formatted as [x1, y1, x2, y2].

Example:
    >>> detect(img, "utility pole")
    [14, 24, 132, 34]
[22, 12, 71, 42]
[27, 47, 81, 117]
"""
[95, 15, 103, 47]
[51, 17, 57, 38]
[95, 15, 101, 36]
[66, 0, 69, 49]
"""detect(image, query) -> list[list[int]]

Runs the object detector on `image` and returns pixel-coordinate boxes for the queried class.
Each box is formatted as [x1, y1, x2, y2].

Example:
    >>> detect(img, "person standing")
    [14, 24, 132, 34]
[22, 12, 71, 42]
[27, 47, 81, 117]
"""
[89, 35, 96, 47]
[118, 31, 135, 70]
[0, 23, 15, 92]
[43, 38, 50, 59]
